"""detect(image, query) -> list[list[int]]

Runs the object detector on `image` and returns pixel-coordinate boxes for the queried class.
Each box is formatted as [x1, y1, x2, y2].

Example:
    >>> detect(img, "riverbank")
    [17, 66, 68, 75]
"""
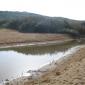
[0, 29, 72, 48]
[4, 45, 85, 85]
[0, 39, 74, 49]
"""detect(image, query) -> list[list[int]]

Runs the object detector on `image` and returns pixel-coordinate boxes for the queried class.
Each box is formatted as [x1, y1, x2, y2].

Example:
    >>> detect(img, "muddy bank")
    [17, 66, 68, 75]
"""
[0, 29, 71, 47]
[4, 45, 85, 85]
[0, 39, 73, 49]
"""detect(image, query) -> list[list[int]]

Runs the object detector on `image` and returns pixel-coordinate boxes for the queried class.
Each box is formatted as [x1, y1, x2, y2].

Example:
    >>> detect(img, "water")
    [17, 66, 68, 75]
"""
[0, 41, 84, 83]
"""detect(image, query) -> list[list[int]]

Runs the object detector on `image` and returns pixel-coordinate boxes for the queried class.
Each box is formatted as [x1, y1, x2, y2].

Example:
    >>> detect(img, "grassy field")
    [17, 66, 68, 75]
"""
[0, 29, 71, 46]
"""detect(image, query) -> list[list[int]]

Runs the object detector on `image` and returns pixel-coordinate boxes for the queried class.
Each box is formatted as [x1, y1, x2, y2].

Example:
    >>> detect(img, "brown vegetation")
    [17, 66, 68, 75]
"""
[0, 29, 71, 46]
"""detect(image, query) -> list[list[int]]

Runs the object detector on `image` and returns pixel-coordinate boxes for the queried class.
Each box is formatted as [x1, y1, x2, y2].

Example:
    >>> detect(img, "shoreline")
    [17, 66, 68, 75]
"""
[4, 45, 85, 85]
[0, 29, 72, 49]
[0, 39, 73, 49]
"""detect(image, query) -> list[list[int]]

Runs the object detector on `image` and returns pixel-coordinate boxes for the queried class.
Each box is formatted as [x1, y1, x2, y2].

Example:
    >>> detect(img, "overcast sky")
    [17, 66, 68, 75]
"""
[0, 0, 85, 20]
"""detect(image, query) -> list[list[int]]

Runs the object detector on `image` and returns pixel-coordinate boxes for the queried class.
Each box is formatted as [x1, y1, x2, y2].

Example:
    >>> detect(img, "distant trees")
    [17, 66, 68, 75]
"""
[79, 22, 85, 35]
[0, 11, 85, 38]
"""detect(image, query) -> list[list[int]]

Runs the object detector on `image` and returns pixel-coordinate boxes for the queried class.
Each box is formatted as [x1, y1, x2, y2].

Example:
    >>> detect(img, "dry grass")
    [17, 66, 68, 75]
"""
[0, 29, 70, 45]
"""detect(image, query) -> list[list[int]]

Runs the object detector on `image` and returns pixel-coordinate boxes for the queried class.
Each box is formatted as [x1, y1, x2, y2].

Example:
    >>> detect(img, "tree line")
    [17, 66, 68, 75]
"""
[0, 11, 85, 38]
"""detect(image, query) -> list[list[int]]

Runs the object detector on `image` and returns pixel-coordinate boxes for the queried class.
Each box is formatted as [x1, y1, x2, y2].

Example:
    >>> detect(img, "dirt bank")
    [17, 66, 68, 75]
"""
[0, 29, 72, 47]
[37, 46, 85, 85]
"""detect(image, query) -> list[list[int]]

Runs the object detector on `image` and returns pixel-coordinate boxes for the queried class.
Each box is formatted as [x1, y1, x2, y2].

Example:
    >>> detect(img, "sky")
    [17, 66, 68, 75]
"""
[0, 0, 85, 20]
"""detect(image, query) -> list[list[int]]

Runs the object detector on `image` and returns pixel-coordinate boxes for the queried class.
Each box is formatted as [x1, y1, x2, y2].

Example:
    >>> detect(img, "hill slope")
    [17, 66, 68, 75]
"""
[0, 11, 85, 38]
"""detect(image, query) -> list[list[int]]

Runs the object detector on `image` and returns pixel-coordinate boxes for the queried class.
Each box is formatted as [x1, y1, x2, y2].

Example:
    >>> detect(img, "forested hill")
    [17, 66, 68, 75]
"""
[0, 11, 85, 38]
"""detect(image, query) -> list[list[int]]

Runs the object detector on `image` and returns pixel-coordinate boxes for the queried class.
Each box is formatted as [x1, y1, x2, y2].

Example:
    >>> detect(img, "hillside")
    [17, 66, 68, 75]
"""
[0, 11, 85, 38]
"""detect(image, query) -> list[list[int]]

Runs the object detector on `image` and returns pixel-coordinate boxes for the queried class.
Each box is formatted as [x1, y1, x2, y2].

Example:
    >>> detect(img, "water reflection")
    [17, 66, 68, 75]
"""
[0, 40, 80, 55]
[0, 41, 84, 83]
[0, 50, 65, 82]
